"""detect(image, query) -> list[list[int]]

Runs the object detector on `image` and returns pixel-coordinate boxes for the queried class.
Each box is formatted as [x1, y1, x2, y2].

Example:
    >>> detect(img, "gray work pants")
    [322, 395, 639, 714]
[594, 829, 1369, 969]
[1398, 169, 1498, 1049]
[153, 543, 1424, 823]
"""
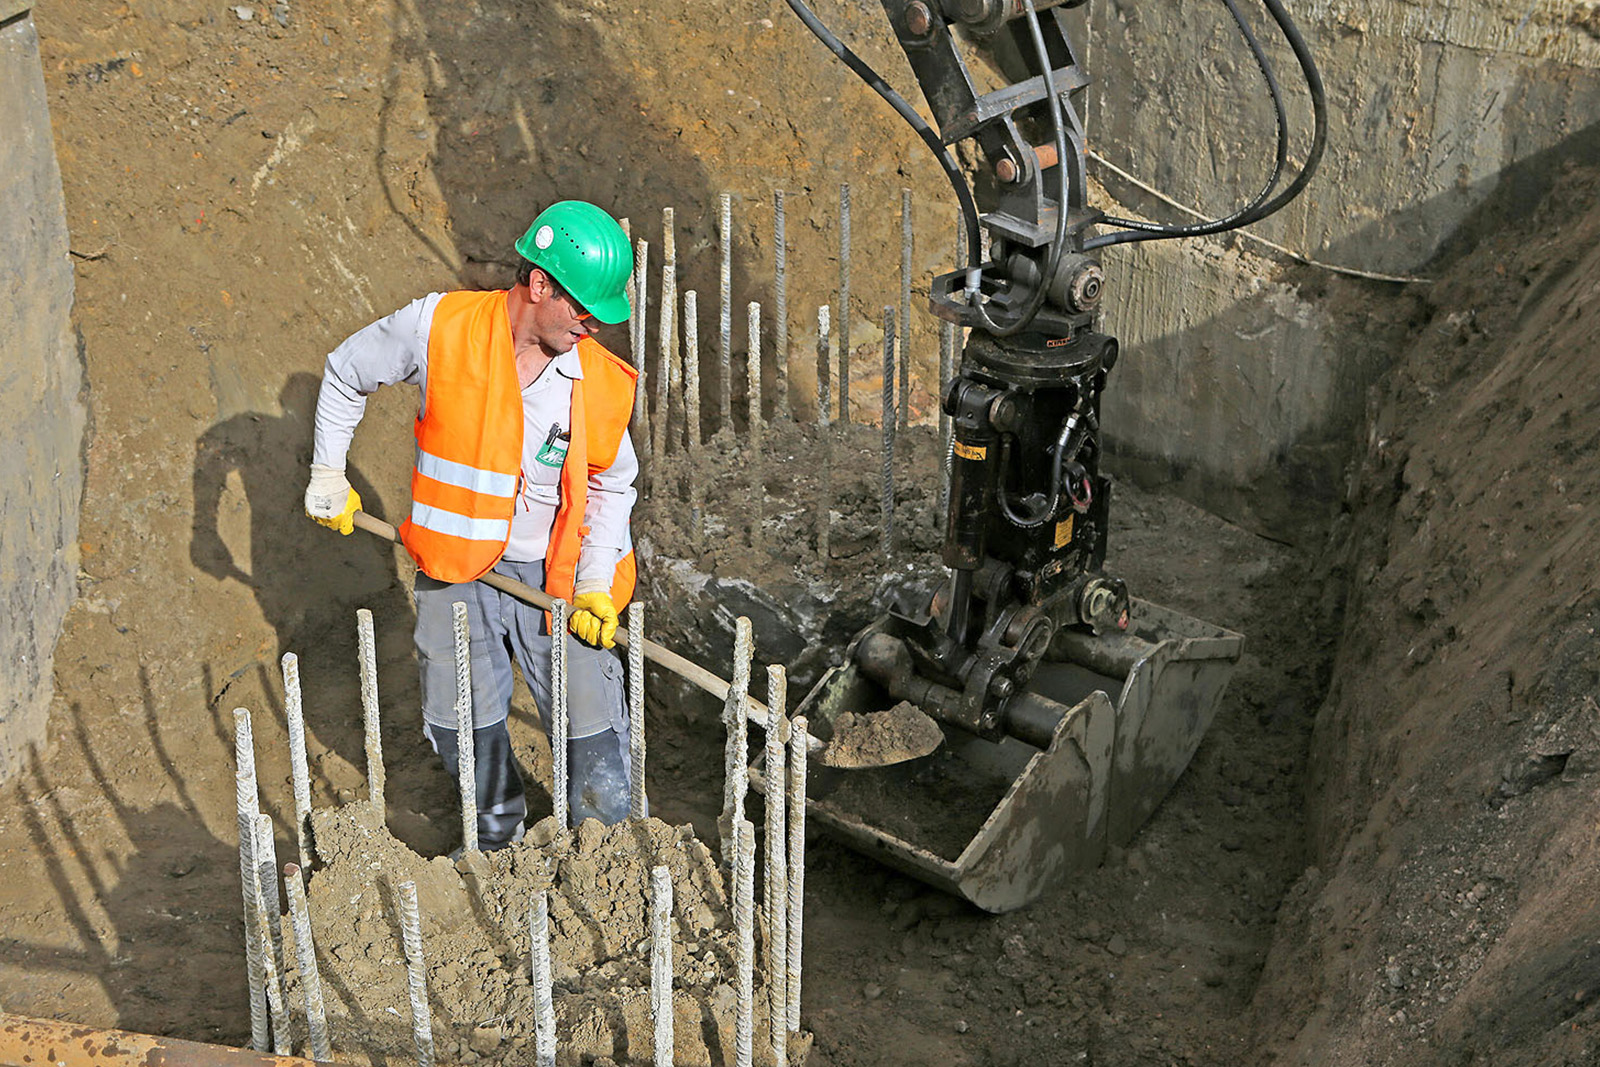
[414, 559, 633, 837]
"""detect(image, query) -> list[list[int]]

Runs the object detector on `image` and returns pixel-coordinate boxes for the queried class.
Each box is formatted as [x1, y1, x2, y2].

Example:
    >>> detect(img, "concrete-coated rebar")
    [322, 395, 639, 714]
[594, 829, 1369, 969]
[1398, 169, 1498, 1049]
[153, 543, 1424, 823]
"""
[282, 864, 331, 1063]
[530, 890, 556, 1067]
[719, 191, 733, 433]
[683, 290, 703, 550]
[720, 617, 753, 867]
[773, 190, 789, 420]
[785, 714, 809, 1033]
[654, 208, 677, 463]
[251, 815, 290, 1056]
[451, 601, 477, 853]
[900, 188, 913, 432]
[396, 881, 435, 1067]
[233, 708, 270, 1053]
[734, 818, 756, 1067]
[628, 600, 647, 820]
[254, 814, 288, 1012]
[747, 300, 764, 554]
[763, 667, 789, 1067]
[838, 183, 851, 425]
[551, 598, 570, 828]
[631, 237, 651, 489]
[649, 865, 674, 1067]
[280, 653, 313, 872]
[881, 306, 897, 556]
[357, 608, 385, 827]
[816, 304, 831, 430]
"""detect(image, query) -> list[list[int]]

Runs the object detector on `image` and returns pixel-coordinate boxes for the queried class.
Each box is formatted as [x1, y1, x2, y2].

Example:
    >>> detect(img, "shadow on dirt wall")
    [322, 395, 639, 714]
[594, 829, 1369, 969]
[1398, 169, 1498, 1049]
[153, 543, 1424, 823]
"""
[1100, 111, 1600, 547]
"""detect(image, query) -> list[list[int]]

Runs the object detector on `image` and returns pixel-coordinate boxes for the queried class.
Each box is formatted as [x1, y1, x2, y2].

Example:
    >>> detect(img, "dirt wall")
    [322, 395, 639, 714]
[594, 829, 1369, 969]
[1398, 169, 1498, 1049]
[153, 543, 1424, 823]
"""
[0, 3, 84, 783]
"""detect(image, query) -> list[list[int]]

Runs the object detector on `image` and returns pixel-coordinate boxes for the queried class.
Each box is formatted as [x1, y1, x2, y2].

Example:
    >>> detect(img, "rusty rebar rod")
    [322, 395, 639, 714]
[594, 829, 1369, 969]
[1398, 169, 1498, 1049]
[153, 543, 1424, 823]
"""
[899, 188, 913, 431]
[282, 864, 331, 1063]
[719, 191, 733, 433]
[838, 183, 851, 425]
[628, 600, 647, 820]
[357, 608, 385, 826]
[233, 708, 270, 1052]
[451, 601, 477, 853]
[280, 653, 313, 872]
[881, 306, 897, 556]
[654, 207, 677, 463]
[773, 189, 789, 420]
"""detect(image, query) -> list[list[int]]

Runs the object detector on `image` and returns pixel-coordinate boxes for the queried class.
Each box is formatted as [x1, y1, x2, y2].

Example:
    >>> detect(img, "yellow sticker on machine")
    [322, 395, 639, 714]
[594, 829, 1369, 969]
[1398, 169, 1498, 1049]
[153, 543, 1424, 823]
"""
[953, 440, 987, 461]
[1054, 515, 1075, 548]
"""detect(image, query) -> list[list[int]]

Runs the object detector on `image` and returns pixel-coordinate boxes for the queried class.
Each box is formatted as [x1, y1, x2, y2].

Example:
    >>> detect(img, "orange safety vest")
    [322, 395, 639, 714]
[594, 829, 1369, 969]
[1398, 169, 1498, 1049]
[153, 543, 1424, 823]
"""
[397, 289, 639, 609]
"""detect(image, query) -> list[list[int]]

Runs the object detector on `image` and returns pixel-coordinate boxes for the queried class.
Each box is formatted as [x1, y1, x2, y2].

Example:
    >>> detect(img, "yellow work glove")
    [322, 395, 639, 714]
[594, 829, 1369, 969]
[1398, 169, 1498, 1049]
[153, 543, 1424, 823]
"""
[304, 464, 362, 535]
[570, 591, 620, 649]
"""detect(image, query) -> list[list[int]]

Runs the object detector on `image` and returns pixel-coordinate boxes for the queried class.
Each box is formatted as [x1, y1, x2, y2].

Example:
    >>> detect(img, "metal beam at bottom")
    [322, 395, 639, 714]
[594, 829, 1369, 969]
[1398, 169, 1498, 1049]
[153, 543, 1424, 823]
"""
[0, 1013, 323, 1067]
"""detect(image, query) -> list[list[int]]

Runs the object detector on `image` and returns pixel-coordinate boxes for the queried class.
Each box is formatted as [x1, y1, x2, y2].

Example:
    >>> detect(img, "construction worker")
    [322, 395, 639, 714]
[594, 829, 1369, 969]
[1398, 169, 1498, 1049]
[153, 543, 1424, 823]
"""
[304, 200, 640, 849]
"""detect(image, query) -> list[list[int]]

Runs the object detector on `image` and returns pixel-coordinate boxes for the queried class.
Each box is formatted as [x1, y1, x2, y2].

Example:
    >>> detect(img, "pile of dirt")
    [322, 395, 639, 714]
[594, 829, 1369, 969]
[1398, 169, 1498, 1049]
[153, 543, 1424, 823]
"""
[296, 803, 798, 1066]
[1247, 159, 1600, 1066]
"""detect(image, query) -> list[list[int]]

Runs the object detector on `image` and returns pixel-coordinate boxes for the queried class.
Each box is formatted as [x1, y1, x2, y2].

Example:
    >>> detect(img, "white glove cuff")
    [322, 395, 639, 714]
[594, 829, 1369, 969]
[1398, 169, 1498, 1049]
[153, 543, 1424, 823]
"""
[573, 578, 612, 597]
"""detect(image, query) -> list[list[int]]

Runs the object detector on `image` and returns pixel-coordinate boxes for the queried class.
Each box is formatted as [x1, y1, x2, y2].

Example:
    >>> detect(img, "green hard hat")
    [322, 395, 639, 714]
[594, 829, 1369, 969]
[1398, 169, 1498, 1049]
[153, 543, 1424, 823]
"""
[514, 201, 633, 325]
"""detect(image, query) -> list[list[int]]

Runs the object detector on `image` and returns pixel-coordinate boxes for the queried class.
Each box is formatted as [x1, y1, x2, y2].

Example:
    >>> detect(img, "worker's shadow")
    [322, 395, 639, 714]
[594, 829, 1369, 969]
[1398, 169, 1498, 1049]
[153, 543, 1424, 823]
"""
[189, 372, 419, 801]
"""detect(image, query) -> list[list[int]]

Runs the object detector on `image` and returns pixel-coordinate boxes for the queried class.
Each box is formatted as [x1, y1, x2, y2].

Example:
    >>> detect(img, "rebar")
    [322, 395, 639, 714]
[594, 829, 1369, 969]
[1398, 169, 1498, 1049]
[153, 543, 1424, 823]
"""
[940, 213, 965, 516]
[747, 300, 764, 555]
[530, 891, 556, 1067]
[816, 305, 831, 568]
[233, 708, 270, 1053]
[734, 818, 756, 1067]
[254, 813, 288, 1011]
[396, 881, 435, 1067]
[719, 191, 733, 433]
[838, 183, 851, 425]
[683, 289, 703, 550]
[251, 815, 290, 1056]
[816, 304, 831, 430]
[282, 864, 331, 1062]
[551, 599, 570, 828]
[763, 668, 789, 1067]
[881, 306, 897, 557]
[654, 207, 676, 463]
[450, 601, 478, 853]
[720, 616, 753, 867]
[785, 714, 808, 1033]
[899, 188, 913, 431]
[773, 190, 789, 420]
[628, 600, 647, 820]
[280, 653, 313, 872]
[649, 865, 674, 1067]
[357, 608, 385, 827]
[631, 237, 652, 490]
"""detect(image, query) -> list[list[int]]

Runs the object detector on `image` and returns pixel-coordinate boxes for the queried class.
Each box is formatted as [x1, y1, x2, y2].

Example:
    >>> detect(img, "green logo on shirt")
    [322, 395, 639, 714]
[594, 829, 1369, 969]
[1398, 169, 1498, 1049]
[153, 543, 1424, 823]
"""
[535, 422, 570, 468]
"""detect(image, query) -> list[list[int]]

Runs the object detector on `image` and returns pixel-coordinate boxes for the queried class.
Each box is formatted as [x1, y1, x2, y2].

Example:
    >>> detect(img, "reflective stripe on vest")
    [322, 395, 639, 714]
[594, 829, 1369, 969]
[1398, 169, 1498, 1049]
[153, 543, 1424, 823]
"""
[408, 501, 511, 543]
[416, 448, 519, 498]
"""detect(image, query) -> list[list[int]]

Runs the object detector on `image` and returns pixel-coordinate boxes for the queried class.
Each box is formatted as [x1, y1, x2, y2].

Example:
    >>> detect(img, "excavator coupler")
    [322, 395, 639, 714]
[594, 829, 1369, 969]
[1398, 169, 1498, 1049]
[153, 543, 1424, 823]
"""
[786, 598, 1241, 913]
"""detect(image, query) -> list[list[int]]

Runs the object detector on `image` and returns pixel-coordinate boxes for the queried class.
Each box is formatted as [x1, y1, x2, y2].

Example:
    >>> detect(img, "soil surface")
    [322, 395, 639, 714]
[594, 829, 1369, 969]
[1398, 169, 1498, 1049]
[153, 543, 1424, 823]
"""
[6, 1, 1599, 1066]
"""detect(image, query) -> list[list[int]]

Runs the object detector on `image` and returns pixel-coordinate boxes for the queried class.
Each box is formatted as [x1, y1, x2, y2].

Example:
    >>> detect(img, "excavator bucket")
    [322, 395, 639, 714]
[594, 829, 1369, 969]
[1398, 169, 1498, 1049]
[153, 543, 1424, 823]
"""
[786, 598, 1242, 912]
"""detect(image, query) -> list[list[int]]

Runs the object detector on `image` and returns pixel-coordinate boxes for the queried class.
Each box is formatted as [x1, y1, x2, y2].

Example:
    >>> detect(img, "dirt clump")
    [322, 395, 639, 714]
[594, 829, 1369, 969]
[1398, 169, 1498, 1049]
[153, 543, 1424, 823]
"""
[298, 804, 799, 1067]
[819, 702, 945, 770]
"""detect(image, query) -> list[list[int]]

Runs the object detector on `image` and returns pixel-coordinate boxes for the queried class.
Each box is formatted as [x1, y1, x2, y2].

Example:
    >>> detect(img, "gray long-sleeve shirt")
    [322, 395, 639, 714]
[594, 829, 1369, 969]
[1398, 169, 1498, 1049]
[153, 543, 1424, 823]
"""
[312, 293, 637, 590]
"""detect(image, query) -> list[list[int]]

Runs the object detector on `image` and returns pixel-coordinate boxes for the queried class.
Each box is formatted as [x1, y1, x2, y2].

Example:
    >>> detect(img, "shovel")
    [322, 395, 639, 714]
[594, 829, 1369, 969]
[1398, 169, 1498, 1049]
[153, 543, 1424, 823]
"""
[348, 512, 943, 768]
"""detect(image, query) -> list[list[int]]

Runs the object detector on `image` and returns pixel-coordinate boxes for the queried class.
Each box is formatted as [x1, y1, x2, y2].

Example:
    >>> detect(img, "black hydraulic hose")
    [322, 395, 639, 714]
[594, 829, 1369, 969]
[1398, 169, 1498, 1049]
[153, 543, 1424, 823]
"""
[1086, 0, 1326, 250]
[781, 0, 985, 271]
[1092, 0, 1288, 239]
[995, 419, 1075, 528]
